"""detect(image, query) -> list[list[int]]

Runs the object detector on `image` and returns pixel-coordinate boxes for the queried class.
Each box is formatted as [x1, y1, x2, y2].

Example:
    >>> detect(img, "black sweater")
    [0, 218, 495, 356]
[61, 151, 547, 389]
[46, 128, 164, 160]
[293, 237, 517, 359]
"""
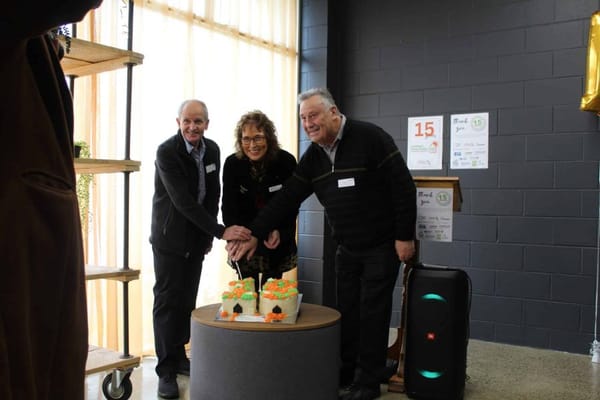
[250, 119, 416, 250]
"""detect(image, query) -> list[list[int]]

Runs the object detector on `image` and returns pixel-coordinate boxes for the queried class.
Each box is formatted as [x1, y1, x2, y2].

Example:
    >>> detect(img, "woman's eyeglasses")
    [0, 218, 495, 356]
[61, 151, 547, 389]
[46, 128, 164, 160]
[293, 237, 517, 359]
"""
[241, 135, 266, 145]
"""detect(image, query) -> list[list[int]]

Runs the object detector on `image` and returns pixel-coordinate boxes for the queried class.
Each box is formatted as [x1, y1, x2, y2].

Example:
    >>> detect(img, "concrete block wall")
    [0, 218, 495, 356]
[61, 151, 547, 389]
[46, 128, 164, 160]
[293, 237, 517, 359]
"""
[299, 0, 600, 354]
[296, 0, 329, 305]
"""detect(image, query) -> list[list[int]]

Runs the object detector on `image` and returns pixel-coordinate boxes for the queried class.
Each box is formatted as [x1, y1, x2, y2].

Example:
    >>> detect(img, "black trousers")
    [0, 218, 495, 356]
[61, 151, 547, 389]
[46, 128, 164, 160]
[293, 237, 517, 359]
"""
[152, 247, 204, 377]
[336, 242, 400, 387]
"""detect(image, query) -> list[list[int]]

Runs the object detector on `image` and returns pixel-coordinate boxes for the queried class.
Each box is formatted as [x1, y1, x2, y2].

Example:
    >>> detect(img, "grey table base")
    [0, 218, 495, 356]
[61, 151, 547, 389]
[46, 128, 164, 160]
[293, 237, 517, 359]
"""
[190, 303, 341, 400]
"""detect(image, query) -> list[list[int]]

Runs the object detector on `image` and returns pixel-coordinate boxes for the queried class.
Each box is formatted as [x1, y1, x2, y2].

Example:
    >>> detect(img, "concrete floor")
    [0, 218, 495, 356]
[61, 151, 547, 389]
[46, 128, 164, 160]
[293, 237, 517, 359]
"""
[85, 339, 600, 399]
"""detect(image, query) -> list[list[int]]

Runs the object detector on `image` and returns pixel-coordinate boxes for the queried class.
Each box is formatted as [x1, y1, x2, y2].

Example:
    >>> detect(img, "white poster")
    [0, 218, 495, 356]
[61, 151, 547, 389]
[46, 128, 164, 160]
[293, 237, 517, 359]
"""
[450, 112, 489, 169]
[416, 187, 453, 242]
[407, 115, 443, 170]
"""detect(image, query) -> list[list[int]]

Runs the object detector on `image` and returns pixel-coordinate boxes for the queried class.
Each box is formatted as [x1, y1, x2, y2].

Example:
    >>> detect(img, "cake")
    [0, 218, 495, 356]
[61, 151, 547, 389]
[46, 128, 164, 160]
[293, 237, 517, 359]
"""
[259, 278, 299, 323]
[221, 277, 258, 320]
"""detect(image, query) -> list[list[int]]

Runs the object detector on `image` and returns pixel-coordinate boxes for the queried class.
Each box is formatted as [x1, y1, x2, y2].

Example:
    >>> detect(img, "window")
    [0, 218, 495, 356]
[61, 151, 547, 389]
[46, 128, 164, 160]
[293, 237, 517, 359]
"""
[73, 0, 298, 355]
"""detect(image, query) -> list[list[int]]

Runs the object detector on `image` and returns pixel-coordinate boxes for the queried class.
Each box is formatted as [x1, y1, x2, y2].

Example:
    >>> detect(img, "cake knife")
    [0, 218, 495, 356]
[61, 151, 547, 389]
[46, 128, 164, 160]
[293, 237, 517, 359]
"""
[233, 260, 243, 279]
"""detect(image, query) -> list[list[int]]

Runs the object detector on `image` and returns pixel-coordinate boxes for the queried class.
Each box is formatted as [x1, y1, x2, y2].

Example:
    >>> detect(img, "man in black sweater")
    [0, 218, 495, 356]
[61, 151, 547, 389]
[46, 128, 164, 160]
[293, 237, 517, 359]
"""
[229, 88, 416, 400]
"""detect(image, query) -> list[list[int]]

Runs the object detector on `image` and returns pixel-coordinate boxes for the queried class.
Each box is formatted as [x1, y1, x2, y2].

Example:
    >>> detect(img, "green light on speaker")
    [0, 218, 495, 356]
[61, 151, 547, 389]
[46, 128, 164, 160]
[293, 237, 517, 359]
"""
[418, 369, 444, 379]
[422, 293, 446, 302]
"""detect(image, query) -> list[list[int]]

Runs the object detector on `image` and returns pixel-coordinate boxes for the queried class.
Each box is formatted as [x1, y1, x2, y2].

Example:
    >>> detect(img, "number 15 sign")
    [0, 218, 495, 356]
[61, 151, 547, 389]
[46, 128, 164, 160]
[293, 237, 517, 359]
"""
[407, 115, 443, 170]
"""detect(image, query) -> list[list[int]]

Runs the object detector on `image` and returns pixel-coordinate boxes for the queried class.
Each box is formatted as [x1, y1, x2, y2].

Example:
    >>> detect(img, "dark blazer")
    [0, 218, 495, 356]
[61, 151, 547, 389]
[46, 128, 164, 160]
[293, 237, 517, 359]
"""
[150, 132, 225, 257]
[222, 149, 298, 261]
[1, 1, 101, 399]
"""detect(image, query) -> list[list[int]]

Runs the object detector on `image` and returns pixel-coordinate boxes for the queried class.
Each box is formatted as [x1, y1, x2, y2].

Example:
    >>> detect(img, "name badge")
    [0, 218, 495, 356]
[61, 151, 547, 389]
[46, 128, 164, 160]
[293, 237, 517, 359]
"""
[338, 178, 355, 188]
[269, 184, 283, 193]
[206, 163, 216, 173]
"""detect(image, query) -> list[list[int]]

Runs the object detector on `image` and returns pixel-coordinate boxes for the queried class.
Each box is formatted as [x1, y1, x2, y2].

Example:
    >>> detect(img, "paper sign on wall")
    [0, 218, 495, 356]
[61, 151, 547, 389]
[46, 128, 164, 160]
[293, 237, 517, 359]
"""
[416, 187, 453, 242]
[450, 112, 489, 169]
[407, 115, 443, 170]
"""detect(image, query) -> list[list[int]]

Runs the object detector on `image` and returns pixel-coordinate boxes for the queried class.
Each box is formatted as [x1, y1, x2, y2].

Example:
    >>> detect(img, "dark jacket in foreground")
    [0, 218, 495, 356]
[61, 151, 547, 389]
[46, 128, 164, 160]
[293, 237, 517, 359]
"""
[150, 132, 224, 257]
[0, 1, 102, 399]
[250, 119, 416, 249]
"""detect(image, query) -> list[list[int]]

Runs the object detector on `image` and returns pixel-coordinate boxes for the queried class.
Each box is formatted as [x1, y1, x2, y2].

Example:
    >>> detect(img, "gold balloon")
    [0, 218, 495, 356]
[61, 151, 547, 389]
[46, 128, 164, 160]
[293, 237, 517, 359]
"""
[581, 11, 600, 113]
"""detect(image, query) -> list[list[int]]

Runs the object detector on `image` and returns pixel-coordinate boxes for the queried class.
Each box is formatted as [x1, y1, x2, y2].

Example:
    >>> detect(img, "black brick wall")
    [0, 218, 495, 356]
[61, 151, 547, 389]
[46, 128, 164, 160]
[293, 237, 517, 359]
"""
[297, 0, 329, 305]
[298, 0, 600, 354]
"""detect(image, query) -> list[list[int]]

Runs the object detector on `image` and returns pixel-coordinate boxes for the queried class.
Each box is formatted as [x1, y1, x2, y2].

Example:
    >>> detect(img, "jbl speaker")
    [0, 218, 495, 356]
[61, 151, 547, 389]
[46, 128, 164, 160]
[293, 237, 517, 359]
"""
[404, 264, 471, 400]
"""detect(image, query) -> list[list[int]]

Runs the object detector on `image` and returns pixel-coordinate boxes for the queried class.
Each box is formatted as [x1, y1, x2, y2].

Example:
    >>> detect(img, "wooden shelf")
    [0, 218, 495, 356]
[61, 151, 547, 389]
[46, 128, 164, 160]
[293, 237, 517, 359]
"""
[74, 158, 141, 174]
[86, 346, 140, 375]
[59, 36, 144, 77]
[85, 266, 140, 282]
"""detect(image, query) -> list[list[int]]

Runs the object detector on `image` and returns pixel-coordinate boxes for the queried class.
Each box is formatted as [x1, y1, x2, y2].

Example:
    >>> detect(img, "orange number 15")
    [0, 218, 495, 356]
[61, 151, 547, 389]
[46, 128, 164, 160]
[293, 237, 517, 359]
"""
[415, 121, 435, 137]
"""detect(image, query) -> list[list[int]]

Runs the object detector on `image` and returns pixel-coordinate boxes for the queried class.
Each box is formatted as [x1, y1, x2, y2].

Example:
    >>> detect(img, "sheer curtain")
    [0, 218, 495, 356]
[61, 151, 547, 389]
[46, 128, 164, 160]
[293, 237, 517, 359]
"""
[73, 0, 298, 357]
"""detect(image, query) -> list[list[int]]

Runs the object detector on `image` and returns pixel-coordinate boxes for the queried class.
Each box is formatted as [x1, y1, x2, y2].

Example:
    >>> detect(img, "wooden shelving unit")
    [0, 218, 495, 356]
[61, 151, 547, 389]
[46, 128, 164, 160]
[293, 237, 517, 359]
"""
[85, 266, 141, 282]
[63, 3, 142, 399]
[59, 36, 143, 77]
[87, 346, 141, 375]
[74, 158, 141, 174]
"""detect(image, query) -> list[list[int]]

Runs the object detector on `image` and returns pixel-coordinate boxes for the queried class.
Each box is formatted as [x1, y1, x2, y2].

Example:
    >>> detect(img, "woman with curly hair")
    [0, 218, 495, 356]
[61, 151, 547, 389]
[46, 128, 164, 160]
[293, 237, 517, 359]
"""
[222, 110, 298, 292]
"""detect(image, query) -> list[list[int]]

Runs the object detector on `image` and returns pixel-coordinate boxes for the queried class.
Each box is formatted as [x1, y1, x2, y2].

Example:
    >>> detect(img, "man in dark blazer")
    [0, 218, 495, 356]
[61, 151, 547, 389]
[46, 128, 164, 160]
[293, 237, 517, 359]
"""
[0, 1, 102, 399]
[150, 99, 251, 399]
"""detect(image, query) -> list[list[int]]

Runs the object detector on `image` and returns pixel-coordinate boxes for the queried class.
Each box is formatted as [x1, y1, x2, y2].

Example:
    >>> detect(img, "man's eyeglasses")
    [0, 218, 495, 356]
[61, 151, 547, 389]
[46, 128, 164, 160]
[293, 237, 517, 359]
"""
[241, 135, 266, 145]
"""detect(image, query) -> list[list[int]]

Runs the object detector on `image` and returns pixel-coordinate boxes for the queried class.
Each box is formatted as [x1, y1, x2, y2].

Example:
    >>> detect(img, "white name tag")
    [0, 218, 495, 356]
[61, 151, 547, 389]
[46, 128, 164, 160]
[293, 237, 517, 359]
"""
[269, 184, 283, 193]
[338, 178, 355, 188]
[206, 163, 216, 173]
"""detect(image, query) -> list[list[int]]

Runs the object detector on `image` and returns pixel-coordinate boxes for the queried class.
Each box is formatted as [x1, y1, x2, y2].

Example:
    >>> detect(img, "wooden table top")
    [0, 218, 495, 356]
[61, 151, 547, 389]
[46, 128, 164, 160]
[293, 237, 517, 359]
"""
[192, 302, 341, 332]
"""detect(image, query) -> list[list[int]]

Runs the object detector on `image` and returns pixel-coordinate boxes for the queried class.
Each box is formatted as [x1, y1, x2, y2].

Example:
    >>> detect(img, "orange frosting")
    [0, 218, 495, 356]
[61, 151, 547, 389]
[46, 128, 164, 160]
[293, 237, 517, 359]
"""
[261, 278, 299, 300]
[264, 312, 287, 323]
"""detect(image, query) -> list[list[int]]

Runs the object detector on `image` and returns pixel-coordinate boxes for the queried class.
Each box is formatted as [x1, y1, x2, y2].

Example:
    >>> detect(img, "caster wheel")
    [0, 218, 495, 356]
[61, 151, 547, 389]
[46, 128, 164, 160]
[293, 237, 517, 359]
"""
[102, 373, 133, 399]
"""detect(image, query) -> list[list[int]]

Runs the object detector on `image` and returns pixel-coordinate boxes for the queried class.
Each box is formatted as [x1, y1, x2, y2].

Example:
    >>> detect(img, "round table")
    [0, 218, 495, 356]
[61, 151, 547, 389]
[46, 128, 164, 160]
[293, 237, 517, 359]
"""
[190, 302, 341, 400]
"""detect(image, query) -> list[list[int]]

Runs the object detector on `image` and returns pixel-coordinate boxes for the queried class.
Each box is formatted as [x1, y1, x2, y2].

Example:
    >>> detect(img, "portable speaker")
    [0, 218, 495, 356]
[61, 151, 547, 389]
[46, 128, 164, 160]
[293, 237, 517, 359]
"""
[404, 264, 471, 400]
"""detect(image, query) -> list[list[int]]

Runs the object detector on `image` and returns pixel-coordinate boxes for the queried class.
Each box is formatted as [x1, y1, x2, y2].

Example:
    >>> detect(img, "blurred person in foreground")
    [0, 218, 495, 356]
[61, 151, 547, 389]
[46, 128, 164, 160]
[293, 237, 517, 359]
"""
[228, 88, 416, 400]
[0, 1, 103, 399]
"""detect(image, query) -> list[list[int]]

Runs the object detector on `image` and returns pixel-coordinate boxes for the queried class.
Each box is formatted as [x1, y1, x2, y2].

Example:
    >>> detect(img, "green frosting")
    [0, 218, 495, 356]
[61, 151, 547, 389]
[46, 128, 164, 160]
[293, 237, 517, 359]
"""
[240, 292, 256, 301]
